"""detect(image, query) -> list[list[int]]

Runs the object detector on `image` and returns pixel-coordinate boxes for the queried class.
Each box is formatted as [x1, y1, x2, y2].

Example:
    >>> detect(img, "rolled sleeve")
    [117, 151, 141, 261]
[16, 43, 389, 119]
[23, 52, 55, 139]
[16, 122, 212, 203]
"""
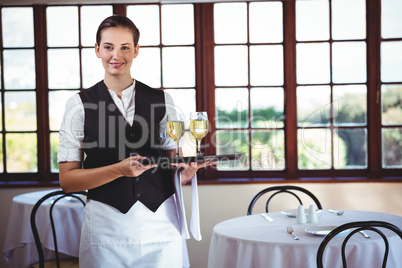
[57, 94, 85, 163]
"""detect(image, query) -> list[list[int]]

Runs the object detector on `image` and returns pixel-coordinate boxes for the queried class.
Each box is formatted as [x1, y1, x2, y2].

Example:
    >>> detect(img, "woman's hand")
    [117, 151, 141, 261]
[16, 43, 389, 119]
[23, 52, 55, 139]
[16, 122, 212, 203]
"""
[118, 155, 157, 177]
[171, 161, 217, 185]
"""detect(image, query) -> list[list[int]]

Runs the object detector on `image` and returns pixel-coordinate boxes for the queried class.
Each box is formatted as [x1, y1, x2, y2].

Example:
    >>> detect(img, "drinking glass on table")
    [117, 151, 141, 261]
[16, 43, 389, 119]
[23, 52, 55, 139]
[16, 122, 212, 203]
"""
[167, 113, 185, 157]
[190, 112, 209, 156]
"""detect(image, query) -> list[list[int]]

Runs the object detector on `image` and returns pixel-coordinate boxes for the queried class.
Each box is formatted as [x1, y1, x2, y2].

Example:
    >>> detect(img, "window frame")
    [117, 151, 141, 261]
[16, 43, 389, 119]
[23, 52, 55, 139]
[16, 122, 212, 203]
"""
[0, 1, 400, 187]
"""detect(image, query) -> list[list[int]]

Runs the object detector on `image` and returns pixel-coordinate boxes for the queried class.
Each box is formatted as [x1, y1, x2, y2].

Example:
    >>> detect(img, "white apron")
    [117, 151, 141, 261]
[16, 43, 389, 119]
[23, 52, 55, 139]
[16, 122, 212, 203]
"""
[79, 196, 182, 268]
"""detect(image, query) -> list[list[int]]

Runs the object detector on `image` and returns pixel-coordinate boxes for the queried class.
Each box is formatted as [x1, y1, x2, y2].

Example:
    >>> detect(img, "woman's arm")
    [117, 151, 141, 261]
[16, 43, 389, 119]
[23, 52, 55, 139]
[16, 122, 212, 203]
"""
[59, 156, 156, 193]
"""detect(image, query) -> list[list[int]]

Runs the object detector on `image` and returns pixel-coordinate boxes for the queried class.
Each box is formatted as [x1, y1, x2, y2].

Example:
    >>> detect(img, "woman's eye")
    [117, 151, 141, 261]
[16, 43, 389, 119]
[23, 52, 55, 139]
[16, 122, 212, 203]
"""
[122, 47, 130, 51]
[104, 46, 113, 50]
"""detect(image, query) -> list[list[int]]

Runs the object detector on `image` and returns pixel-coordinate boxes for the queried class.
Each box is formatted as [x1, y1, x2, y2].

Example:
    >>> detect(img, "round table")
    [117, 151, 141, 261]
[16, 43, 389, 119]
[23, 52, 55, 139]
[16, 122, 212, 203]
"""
[208, 210, 402, 268]
[3, 190, 85, 268]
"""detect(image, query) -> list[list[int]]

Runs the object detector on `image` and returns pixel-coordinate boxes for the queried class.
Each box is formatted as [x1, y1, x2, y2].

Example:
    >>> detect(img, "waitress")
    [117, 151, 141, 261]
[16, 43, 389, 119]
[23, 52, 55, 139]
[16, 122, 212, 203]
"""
[58, 15, 211, 267]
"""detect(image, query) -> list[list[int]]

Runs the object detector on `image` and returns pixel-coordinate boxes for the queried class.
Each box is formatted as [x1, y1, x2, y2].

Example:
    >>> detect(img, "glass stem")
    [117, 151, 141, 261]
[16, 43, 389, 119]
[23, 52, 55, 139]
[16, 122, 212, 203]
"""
[176, 142, 180, 157]
[197, 140, 201, 155]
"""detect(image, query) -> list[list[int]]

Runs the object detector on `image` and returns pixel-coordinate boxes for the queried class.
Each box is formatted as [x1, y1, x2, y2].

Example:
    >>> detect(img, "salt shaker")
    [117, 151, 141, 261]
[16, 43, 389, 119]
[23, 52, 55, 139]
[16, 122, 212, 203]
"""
[296, 205, 307, 224]
[308, 204, 318, 223]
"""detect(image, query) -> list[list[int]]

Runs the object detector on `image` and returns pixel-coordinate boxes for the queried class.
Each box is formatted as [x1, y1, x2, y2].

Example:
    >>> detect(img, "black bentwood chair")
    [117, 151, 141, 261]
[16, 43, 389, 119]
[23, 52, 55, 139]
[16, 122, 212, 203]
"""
[316, 221, 402, 268]
[30, 190, 87, 268]
[247, 185, 322, 215]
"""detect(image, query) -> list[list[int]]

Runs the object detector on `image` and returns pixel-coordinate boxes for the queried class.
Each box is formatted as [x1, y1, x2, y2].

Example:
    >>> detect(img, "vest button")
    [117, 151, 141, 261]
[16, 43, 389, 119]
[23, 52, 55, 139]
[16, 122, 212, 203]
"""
[135, 178, 140, 183]
[130, 133, 135, 138]
[136, 193, 141, 198]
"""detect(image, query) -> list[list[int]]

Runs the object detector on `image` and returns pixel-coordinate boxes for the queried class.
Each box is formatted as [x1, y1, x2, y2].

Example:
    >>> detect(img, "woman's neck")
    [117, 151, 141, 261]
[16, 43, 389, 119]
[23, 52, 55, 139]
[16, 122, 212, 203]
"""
[104, 75, 134, 98]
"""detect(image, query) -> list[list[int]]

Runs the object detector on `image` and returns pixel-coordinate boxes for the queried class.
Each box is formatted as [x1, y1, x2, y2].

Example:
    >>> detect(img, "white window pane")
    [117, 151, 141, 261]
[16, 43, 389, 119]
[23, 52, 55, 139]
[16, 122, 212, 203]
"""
[382, 127, 402, 168]
[82, 48, 104, 89]
[216, 130, 250, 170]
[215, 45, 248, 86]
[250, 45, 283, 86]
[296, 43, 330, 84]
[162, 4, 194, 45]
[49, 90, 79, 131]
[2, 7, 34, 47]
[127, 5, 160, 46]
[251, 130, 285, 170]
[297, 86, 331, 127]
[249, 2, 283, 43]
[5, 91, 36, 131]
[80, 6, 113, 47]
[332, 42, 367, 83]
[296, 0, 329, 41]
[334, 128, 367, 169]
[332, 0, 366, 40]
[164, 89, 195, 122]
[215, 88, 248, 129]
[333, 85, 367, 126]
[162, 47, 195, 87]
[3, 49, 35, 89]
[214, 3, 247, 44]
[6, 133, 37, 172]
[133, 47, 161, 88]
[381, 41, 402, 82]
[251, 87, 284, 128]
[298, 129, 332, 170]
[47, 6, 78, 47]
[382, 0, 402, 38]
[48, 49, 80, 89]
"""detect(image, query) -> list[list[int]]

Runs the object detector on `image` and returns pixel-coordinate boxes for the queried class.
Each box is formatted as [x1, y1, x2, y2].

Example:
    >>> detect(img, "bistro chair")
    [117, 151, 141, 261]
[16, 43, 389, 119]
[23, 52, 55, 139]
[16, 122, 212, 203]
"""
[30, 190, 87, 268]
[316, 221, 402, 268]
[247, 185, 322, 215]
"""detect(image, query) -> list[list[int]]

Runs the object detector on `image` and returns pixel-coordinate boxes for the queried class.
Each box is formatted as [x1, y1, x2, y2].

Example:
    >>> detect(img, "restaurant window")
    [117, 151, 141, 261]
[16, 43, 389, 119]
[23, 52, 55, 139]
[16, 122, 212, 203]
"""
[296, 0, 368, 170]
[0, 0, 401, 185]
[213, 2, 285, 172]
[1, 7, 37, 173]
[380, 0, 402, 169]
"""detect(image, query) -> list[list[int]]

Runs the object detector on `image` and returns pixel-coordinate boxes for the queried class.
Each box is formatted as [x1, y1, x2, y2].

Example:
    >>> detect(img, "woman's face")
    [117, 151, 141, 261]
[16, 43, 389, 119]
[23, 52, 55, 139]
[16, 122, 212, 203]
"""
[95, 26, 139, 78]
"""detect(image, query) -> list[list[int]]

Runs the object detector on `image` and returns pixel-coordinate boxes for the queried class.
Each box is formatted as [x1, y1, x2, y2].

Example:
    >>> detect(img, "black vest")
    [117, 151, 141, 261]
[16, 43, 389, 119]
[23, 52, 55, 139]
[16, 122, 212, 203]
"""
[79, 80, 174, 214]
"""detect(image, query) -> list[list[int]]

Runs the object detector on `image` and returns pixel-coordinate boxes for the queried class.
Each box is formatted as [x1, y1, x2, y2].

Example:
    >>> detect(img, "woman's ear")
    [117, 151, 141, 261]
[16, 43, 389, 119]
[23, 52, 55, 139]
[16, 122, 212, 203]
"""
[95, 43, 101, 58]
[133, 44, 140, 59]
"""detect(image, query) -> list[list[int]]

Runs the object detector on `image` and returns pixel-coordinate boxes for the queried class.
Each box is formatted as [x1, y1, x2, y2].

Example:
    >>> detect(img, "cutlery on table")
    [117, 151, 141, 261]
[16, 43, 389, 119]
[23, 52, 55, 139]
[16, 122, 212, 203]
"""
[328, 209, 344, 216]
[260, 214, 273, 222]
[359, 231, 371, 238]
[286, 225, 300, 240]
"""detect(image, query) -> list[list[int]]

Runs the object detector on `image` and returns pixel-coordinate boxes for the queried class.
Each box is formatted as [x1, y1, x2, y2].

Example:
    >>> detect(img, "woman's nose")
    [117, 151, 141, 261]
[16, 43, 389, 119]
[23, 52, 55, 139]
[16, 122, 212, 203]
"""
[112, 49, 121, 58]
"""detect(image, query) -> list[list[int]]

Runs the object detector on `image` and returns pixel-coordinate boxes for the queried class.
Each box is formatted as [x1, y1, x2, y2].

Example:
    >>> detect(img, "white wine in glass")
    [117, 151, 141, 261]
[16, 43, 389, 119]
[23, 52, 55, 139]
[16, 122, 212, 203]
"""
[167, 113, 185, 157]
[190, 112, 209, 156]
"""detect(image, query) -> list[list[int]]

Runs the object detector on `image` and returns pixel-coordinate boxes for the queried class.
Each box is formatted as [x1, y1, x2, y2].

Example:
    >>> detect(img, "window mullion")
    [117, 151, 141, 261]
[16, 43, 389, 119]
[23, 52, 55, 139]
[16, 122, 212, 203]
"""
[34, 5, 50, 180]
[194, 3, 216, 178]
[366, 0, 381, 174]
[283, 0, 297, 176]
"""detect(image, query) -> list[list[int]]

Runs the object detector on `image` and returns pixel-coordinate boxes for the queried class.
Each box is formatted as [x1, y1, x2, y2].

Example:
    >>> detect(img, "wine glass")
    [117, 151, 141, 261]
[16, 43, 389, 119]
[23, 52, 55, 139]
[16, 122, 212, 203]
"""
[167, 113, 185, 158]
[190, 112, 209, 156]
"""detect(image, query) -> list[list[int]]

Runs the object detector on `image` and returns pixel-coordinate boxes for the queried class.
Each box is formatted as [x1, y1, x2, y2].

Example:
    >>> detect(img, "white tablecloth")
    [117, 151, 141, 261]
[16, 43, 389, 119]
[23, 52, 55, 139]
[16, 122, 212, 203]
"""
[208, 210, 402, 268]
[3, 190, 86, 268]
[3, 189, 190, 268]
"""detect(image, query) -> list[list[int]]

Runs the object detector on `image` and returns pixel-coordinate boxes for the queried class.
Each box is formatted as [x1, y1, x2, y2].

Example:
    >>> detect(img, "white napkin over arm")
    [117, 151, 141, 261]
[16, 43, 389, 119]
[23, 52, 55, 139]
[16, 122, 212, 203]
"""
[174, 169, 202, 241]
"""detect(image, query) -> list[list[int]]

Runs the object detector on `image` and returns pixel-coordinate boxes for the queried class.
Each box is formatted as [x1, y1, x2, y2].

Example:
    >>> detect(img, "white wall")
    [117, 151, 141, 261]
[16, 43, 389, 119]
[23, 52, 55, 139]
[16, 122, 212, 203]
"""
[1, 182, 402, 268]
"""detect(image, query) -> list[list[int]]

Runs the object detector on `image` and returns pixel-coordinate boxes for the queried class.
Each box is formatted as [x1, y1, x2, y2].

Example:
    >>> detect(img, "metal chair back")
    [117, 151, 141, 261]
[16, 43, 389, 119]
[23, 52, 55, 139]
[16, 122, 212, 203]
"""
[30, 190, 87, 268]
[316, 221, 402, 268]
[247, 185, 322, 215]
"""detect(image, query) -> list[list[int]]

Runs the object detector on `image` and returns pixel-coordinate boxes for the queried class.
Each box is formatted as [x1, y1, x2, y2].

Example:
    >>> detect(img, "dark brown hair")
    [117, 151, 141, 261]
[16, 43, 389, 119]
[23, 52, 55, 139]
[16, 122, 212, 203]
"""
[96, 15, 140, 46]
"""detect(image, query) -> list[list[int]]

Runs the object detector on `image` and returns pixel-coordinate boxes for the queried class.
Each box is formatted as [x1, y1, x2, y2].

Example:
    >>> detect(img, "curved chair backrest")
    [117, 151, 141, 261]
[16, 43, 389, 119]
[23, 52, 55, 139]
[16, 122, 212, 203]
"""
[247, 185, 322, 215]
[317, 221, 402, 268]
[30, 190, 87, 268]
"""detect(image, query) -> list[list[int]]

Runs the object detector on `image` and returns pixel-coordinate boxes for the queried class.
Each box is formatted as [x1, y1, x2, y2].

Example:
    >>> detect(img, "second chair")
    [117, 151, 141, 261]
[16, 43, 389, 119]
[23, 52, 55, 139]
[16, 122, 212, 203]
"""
[247, 185, 322, 215]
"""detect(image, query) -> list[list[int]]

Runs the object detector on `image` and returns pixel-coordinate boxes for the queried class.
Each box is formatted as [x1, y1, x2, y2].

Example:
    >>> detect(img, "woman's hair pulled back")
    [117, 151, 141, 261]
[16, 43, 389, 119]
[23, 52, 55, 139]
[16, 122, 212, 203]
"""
[96, 15, 140, 46]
